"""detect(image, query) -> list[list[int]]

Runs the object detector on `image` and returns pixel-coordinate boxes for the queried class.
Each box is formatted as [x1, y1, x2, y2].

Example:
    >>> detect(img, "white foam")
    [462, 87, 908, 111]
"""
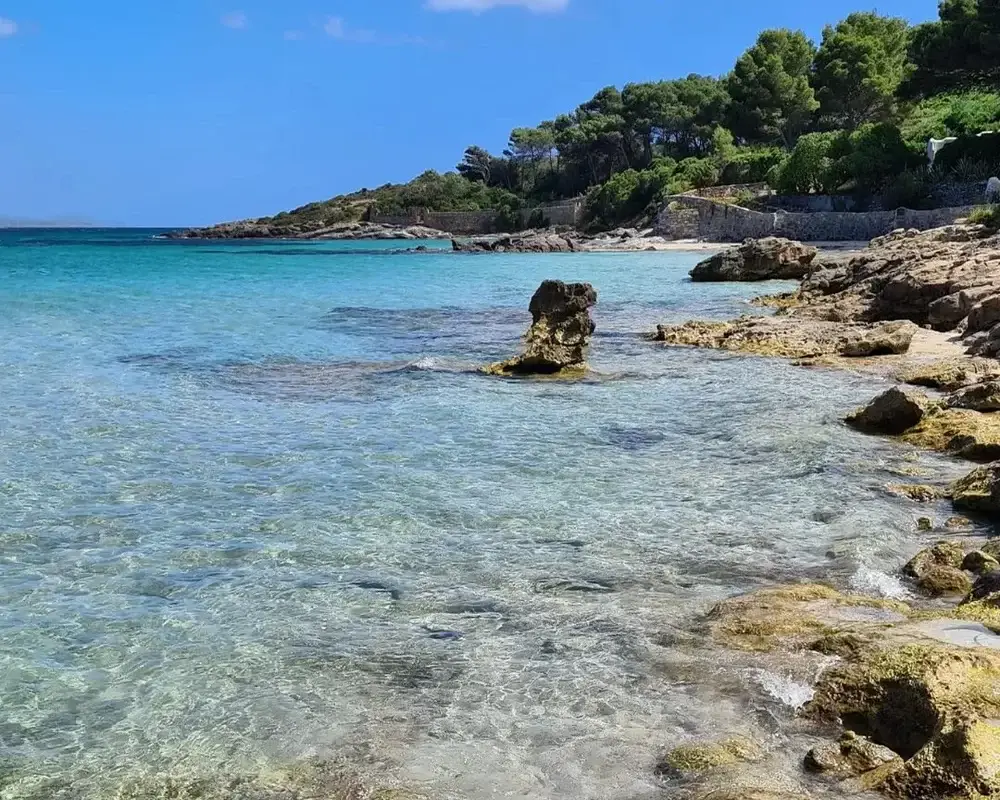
[849, 565, 911, 601]
[747, 669, 815, 710]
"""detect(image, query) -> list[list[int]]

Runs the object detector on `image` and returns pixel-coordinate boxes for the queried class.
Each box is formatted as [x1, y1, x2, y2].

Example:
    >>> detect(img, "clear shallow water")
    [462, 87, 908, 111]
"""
[0, 229, 973, 798]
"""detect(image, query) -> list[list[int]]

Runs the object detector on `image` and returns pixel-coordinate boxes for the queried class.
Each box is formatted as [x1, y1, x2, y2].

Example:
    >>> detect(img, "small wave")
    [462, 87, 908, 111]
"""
[849, 565, 911, 601]
[746, 669, 815, 710]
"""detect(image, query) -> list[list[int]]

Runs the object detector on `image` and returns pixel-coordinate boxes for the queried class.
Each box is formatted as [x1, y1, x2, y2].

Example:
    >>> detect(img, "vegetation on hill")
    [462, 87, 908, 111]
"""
[250, 1, 1000, 234]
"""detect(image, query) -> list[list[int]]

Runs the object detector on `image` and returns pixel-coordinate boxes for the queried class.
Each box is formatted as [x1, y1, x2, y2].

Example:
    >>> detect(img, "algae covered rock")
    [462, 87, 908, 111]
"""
[962, 550, 1000, 575]
[898, 358, 1000, 391]
[916, 565, 973, 597]
[902, 408, 1000, 461]
[846, 388, 931, 436]
[689, 237, 818, 282]
[903, 541, 965, 578]
[656, 737, 761, 777]
[482, 280, 597, 376]
[947, 381, 1000, 412]
[804, 731, 903, 781]
[807, 643, 1000, 798]
[886, 484, 939, 503]
[952, 462, 1000, 513]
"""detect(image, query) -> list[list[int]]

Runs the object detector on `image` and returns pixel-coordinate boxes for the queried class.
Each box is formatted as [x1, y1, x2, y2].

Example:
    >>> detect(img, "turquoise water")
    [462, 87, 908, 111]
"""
[0, 230, 971, 798]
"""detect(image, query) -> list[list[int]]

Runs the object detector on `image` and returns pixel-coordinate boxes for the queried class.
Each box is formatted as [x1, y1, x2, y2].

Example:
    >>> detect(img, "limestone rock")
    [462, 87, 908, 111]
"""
[846, 388, 931, 435]
[916, 565, 973, 597]
[804, 731, 903, 779]
[482, 280, 597, 376]
[807, 643, 1000, 798]
[689, 238, 818, 282]
[947, 381, 1000, 412]
[656, 738, 761, 776]
[962, 550, 1000, 575]
[654, 317, 915, 360]
[897, 358, 1000, 391]
[452, 232, 580, 253]
[903, 541, 965, 578]
[886, 484, 939, 502]
[902, 408, 1000, 461]
[951, 463, 1000, 513]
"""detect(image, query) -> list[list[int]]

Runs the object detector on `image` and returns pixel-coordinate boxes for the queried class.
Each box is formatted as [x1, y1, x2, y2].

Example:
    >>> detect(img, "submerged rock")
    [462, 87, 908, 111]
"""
[804, 731, 903, 781]
[482, 280, 597, 376]
[846, 388, 931, 435]
[689, 238, 818, 282]
[657, 737, 761, 776]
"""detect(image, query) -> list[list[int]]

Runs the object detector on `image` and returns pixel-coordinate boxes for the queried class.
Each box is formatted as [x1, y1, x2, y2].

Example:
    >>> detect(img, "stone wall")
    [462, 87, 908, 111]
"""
[656, 208, 700, 240]
[762, 194, 860, 213]
[932, 181, 989, 208]
[688, 183, 770, 199]
[521, 197, 585, 228]
[656, 195, 975, 242]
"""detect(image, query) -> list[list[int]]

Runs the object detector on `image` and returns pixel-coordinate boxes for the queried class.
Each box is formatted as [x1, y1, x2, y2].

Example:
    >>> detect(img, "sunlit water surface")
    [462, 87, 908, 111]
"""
[0, 230, 972, 798]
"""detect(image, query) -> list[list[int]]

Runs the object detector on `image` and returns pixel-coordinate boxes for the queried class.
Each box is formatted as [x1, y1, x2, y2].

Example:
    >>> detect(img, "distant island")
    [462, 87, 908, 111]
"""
[179, 2, 1000, 240]
[0, 216, 99, 228]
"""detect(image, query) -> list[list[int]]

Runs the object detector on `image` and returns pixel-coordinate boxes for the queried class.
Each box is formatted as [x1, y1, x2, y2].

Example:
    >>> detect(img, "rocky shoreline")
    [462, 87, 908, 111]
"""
[166, 220, 453, 240]
[646, 226, 1000, 799]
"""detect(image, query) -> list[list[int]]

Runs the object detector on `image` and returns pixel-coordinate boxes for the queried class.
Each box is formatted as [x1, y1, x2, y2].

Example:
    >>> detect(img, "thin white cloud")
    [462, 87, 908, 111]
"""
[324, 16, 426, 45]
[284, 29, 305, 40]
[426, 0, 568, 11]
[221, 11, 248, 30]
[0, 17, 17, 37]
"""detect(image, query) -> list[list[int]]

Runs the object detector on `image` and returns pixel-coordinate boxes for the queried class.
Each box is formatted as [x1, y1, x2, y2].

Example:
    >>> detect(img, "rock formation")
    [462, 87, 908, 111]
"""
[168, 221, 450, 240]
[846, 388, 930, 435]
[452, 232, 581, 253]
[482, 280, 597, 376]
[689, 237, 819, 282]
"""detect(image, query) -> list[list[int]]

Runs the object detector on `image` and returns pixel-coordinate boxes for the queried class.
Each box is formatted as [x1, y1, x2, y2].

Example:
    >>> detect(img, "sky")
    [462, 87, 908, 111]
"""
[1, 0, 943, 226]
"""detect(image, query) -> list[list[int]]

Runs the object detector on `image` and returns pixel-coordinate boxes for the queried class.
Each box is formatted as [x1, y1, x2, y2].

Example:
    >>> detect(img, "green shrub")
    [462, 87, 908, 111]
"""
[934, 133, 1000, 175]
[881, 169, 934, 210]
[968, 205, 1000, 229]
[842, 123, 918, 192]
[769, 131, 849, 194]
[901, 92, 1000, 146]
[720, 147, 787, 184]
[676, 157, 720, 189]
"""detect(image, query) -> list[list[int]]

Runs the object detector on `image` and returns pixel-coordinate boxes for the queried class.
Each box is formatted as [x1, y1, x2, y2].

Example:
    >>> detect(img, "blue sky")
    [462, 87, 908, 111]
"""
[1, 0, 941, 226]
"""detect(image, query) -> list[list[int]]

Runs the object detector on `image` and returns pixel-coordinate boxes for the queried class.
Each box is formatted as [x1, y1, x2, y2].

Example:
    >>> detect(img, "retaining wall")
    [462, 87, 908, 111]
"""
[656, 195, 975, 242]
[368, 197, 585, 235]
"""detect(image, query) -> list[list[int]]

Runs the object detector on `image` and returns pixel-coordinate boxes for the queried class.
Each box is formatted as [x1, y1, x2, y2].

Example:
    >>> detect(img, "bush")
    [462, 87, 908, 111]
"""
[934, 132, 1000, 175]
[901, 92, 1000, 147]
[675, 157, 720, 189]
[583, 162, 684, 229]
[881, 169, 934, 210]
[968, 205, 1000, 229]
[769, 131, 849, 194]
[720, 147, 787, 184]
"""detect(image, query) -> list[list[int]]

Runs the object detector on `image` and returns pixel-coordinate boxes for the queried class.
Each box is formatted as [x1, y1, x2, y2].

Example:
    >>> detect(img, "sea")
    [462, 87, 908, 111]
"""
[0, 229, 975, 799]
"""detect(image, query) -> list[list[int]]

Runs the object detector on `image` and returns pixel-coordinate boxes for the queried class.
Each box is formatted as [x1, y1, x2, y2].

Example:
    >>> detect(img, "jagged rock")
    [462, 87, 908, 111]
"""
[807, 643, 1000, 798]
[947, 381, 1000, 412]
[916, 566, 973, 597]
[897, 358, 1000, 391]
[482, 280, 597, 376]
[901, 408, 1000, 461]
[903, 541, 965, 579]
[952, 463, 1000, 513]
[962, 550, 1000, 575]
[654, 317, 915, 359]
[689, 238, 818, 282]
[804, 731, 903, 780]
[452, 232, 580, 253]
[966, 570, 1000, 603]
[846, 388, 931, 435]
[886, 484, 939, 502]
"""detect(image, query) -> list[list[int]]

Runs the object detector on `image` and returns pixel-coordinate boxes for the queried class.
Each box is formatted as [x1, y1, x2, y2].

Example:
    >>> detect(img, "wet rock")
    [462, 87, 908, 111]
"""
[705, 584, 908, 653]
[897, 358, 1000, 391]
[534, 577, 615, 594]
[917, 517, 934, 531]
[349, 579, 403, 601]
[656, 737, 761, 776]
[902, 409, 1000, 461]
[903, 541, 965, 579]
[951, 463, 1000, 513]
[807, 643, 1000, 798]
[947, 381, 1000, 412]
[945, 515, 974, 529]
[482, 280, 597, 376]
[654, 317, 916, 360]
[689, 238, 818, 282]
[916, 566, 973, 597]
[846, 388, 931, 436]
[962, 550, 1000, 575]
[965, 570, 1000, 603]
[885, 484, 939, 503]
[804, 731, 903, 779]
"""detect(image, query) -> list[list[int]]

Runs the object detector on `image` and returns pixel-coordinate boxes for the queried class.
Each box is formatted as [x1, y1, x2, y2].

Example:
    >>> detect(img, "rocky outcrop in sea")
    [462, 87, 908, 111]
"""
[481, 280, 597, 376]
[167, 221, 450, 240]
[688, 237, 820, 282]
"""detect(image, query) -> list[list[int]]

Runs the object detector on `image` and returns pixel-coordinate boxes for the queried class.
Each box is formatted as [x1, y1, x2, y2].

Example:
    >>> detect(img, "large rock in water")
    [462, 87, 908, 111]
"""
[452, 232, 580, 253]
[482, 280, 597, 376]
[689, 238, 819, 282]
[845, 388, 931, 435]
[952, 463, 1000, 513]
